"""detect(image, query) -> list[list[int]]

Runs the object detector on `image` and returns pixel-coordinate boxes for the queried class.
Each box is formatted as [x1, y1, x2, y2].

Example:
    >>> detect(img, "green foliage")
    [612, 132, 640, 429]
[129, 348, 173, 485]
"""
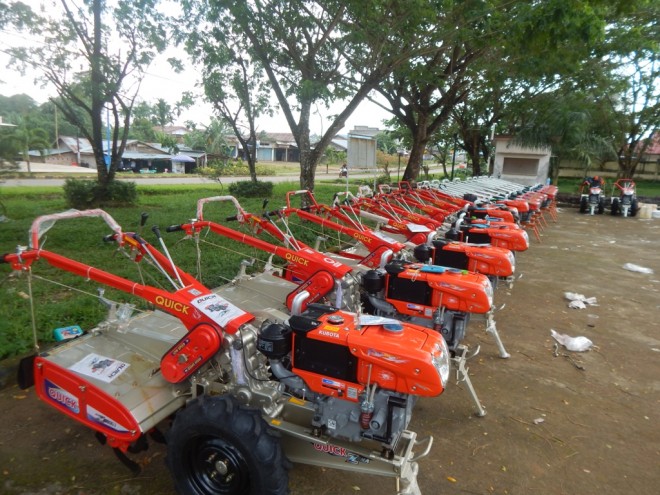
[4, 0, 171, 188]
[198, 159, 275, 180]
[154, 131, 179, 154]
[323, 147, 347, 165]
[129, 117, 157, 141]
[0, 127, 20, 168]
[228, 180, 274, 198]
[0, 93, 39, 116]
[63, 178, 138, 209]
[153, 98, 174, 127]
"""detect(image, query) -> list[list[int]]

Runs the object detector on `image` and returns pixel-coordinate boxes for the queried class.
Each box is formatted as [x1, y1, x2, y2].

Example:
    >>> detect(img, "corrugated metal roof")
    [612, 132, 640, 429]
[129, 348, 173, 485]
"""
[122, 152, 173, 160]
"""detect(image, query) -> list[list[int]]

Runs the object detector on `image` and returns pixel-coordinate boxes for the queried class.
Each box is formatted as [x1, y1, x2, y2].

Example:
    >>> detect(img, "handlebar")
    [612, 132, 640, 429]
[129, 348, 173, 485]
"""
[103, 234, 116, 243]
[225, 215, 238, 222]
[166, 224, 185, 232]
[151, 225, 162, 239]
[263, 210, 280, 218]
[1, 254, 8, 264]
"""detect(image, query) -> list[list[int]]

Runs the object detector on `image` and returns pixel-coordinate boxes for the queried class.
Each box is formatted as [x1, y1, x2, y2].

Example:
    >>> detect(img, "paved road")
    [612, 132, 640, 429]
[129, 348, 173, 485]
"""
[1, 163, 379, 187]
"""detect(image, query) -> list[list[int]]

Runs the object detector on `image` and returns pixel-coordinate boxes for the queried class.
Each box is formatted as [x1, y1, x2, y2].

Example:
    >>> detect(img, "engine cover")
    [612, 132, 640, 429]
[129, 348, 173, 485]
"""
[288, 307, 446, 400]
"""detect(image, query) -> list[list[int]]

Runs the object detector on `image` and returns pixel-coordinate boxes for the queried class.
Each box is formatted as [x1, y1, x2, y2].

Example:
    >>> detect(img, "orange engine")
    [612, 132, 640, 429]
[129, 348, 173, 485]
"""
[256, 305, 450, 443]
[258, 306, 449, 401]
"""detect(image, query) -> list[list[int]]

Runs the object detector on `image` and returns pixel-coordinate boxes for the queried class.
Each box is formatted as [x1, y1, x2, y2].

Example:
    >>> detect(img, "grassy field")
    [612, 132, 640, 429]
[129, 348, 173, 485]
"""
[1, 176, 658, 359]
[0, 180, 352, 359]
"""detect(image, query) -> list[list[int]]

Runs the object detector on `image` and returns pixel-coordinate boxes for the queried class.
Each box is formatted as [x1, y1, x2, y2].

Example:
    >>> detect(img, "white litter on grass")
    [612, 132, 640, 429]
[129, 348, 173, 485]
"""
[622, 263, 654, 274]
[564, 292, 598, 309]
[551, 329, 594, 352]
[533, 418, 545, 425]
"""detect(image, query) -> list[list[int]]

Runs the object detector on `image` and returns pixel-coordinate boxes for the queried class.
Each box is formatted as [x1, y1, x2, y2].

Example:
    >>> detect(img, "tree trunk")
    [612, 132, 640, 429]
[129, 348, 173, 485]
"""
[403, 143, 426, 182]
[403, 116, 429, 182]
[92, 0, 111, 193]
[464, 130, 482, 177]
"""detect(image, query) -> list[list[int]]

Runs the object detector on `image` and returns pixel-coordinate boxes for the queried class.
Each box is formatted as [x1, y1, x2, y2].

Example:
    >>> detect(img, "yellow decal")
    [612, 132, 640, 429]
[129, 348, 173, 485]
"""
[351, 232, 373, 245]
[285, 252, 310, 267]
[155, 295, 189, 315]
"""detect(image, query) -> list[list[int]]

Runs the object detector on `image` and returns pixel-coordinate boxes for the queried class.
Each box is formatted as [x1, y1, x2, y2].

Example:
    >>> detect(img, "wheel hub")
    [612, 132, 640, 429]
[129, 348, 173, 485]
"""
[189, 438, 249, 493]
[214, 458, 229, 477]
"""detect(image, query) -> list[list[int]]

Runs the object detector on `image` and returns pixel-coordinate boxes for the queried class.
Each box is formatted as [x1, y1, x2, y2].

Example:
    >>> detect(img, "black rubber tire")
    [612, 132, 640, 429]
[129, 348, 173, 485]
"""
[610, 198, 619, 216]
[597, 197, 605, 214]
[166, 396, 289, 495]
[579, 197, 588, 213]
[630, 199, 639, 217]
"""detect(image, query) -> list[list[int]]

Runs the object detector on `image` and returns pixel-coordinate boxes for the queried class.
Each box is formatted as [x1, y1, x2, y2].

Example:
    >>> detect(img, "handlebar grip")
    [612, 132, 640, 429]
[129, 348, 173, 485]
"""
[151, 225, 162, 238]
[226, 215, 238, 222]
[140, 212, 149, 227]
[1, 253, 9, 263]
[166, 224, 184, 233]
[264, 210, 279, 218]
[103, 234, 116, 243]
[301, 206, 311, 212]
[130, 233, 147, 245]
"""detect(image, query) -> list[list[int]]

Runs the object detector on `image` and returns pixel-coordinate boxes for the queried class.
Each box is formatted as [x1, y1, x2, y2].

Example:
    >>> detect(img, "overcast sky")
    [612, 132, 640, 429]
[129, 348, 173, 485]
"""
[0, 1, 390, 136]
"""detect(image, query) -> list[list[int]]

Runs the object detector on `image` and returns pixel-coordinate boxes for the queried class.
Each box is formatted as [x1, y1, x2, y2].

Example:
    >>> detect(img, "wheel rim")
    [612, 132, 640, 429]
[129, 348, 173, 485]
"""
[186, 436, 251, 494]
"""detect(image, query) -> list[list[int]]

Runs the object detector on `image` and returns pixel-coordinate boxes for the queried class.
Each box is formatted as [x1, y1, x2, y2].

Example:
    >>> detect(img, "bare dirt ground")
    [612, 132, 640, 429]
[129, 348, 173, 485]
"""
[1, 206, 659, 495]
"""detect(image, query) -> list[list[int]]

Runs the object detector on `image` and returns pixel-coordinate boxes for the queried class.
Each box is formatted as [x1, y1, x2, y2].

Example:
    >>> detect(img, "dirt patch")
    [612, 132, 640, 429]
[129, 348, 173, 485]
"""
[1, 207, 659, 495]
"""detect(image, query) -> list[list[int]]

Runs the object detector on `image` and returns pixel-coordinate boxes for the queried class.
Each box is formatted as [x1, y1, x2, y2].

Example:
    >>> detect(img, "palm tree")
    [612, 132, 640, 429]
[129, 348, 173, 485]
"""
[204, 118, 231, 157]
[10, 116, 51, 174]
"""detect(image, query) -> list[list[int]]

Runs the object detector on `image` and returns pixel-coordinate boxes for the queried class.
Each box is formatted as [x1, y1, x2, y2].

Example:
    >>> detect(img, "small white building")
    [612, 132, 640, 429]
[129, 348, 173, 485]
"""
[347, 126, 378, 170]
[492, 135, 551, 185]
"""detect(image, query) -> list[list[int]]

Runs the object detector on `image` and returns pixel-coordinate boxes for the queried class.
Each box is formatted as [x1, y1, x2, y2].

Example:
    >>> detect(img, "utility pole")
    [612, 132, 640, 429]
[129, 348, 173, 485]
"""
[54, 106, 59, 145]
[450, 133, 458, 181]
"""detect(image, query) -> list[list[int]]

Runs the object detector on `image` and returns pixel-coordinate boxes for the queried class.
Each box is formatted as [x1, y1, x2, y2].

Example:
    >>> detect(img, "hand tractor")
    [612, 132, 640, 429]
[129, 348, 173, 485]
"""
[175, 195, 507, 415]
[2, 209, 452, 495]
[579, 176, 606, 215]
[609, 179, 639, 217]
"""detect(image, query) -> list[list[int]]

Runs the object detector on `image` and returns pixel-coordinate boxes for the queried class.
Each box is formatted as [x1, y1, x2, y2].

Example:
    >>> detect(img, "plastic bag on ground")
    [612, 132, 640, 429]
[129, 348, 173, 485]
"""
[551, 329, 593, 352]
[564, 292, 598, 309]
[622, 263, 654, 274]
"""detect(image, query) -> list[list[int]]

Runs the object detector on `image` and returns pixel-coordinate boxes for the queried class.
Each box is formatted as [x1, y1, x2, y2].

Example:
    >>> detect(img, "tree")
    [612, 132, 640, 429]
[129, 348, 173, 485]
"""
[179, 8, 272, 182]
[0, 94, 38, 116]
[494, 1, 658, 181]
[376, 0, 620, 180]
[372, 0, 503, 181]
[129, 117, 157, 142]
[605, 4, 660, 178]
[509, 89, 618, 182]
[183, 0, 436, 192]
[7, 115, 51, 173]
[153, 98, 174, 128]
[187, 24, 273, 181]
[0, 124, 20, 172]
[5, 0, 169, 200]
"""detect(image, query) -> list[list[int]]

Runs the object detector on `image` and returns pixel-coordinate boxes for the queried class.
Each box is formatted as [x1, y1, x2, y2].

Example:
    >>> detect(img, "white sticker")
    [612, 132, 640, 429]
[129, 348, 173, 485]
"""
[191, 293, 247, 328]
[69, 353, 130, 383]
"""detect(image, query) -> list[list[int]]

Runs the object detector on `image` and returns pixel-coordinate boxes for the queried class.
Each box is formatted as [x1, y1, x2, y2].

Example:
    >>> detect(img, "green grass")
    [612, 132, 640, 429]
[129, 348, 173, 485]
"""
[2, 176, 658, 360]
[0, 180, 348, 359]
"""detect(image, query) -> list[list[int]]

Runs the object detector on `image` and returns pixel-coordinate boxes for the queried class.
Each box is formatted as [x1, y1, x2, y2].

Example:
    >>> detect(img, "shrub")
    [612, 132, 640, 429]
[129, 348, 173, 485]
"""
[63, 178, 138, 209]
[198, 159, 275, 179]
[228, 180, 274, 198]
